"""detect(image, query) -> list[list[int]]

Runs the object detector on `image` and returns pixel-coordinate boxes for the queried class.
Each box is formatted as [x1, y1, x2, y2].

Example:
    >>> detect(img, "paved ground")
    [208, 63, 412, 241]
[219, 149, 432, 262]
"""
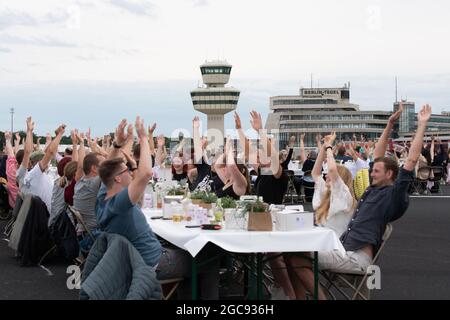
[1, 188, 449, 300]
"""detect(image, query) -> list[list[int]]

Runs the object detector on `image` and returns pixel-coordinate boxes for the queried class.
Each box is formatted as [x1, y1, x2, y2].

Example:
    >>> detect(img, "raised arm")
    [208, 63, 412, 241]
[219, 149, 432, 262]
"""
[430, 136, 435, 164]
[225, 137, 248, 196]
[13, 132, 22, 155]
[312, 137, 326, 180]
[75, 132, 86, 181]
[128, 117, 152, 205]
[122, 125, 135, 160]
[4, 132, 14, 158]
[71, 130, 79, 162]
[299, 133, 306, 164]
[234, 112, 250, 163]
[250, 111, 281, 178]
[109, 119, 130, 160]
[285, 136, 295, 163]
[374, 102, 403, 159]
[404, 105, 432, 171]
[155, 135, 167, 166]
[193, 117, 202, 164]
[148, 123, 156, 156]
[323, 132, 339, 182]
[40, 124, 66, 171]
[21, 117, 34, 170]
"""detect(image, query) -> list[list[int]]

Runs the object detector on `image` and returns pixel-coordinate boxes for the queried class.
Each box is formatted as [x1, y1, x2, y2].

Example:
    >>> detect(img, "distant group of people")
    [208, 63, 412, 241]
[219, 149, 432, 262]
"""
[0, 101, 444, 299]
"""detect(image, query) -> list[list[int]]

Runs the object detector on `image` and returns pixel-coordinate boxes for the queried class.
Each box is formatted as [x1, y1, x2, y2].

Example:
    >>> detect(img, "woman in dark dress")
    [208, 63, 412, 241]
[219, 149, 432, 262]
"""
[212, 137, 250, 199]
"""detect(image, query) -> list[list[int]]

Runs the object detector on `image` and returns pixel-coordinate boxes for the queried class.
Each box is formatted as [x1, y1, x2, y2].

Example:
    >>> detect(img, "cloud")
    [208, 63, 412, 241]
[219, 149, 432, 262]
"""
[109, 0, 156, 17]
[0, 7, 73, 30]
[0, 9, 38, 30]
[42, 9, 71, 25]
[192, 0, 209, 7]
[0, 34, 78, 48]
[0, 47, 12, 53]
[76, 53, 107, 61]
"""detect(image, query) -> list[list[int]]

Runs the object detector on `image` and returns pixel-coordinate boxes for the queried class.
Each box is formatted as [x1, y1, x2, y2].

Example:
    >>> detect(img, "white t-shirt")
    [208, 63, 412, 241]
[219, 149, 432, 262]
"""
[344, 158, 370, 179]
[21, 163, 54, 214]
[312, 175, 354, 237]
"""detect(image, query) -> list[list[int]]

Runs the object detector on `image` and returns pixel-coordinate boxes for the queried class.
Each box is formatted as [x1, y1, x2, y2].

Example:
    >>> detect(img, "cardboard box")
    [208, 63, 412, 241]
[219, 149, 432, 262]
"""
[274, 210, 314, 231]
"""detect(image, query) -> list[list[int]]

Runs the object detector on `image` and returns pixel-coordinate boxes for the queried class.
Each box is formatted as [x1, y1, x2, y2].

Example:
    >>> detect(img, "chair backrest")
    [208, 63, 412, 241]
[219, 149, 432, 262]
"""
[372, 223, 393, 266]
[429, 166, 444, 181]
[68, 206, 94, 241]
[285, 170, 295, 178]
[417, 166, 432, 180]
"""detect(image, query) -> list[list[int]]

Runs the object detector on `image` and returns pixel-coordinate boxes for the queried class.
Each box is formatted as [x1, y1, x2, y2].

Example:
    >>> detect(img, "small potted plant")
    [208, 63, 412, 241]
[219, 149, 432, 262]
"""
[245, 199, 272, 231]
[200, 192, 217, 210]
[167, 186, 186, 197]
[217, 197, 243, 229]
[190, 191, 205, 205]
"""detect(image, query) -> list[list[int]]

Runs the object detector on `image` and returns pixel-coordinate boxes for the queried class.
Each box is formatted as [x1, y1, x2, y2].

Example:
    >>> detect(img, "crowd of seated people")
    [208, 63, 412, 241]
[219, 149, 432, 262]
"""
[0, 101, 447, 300]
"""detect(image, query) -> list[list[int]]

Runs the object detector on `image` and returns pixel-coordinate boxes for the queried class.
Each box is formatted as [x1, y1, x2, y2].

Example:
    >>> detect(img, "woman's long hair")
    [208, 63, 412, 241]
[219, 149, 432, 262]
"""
[236, 163, 251, 195]
[315, 164, 356, 225]
[59, 161, 78, 188]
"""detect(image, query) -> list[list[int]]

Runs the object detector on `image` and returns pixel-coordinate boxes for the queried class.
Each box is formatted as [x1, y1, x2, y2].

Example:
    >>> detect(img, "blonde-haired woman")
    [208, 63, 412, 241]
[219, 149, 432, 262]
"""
[312, 132, 356, 237]
[284, 133, 356, 300]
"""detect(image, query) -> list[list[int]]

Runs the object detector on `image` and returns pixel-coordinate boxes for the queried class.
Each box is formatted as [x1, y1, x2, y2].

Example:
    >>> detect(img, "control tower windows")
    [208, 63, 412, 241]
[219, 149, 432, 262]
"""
[201, 67, 231, 75]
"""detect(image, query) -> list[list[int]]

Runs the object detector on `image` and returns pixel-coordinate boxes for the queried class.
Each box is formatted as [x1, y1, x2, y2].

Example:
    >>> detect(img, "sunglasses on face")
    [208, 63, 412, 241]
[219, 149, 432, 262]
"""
[116, 166, 136, 177]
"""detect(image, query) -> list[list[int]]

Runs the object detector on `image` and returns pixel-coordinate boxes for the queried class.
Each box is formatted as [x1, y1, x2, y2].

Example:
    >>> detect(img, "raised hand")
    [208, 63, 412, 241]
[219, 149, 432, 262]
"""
[26, 117, 34, 132]
[323, 132, 336, 146]
[234, 112, 242, 129]
[418, 104, 432, 124]
[55, 124, 66, 136]
[224, 135, 234, 156]
[200, 136, 208, 150]
[114, 119, 128, 146]
[250, 111, 263, 132]
[77, 132, 85, 145]
[148, 123, 157, 136]
[300, 133, 305, 141]
[389, 101, 403, 125]
[126, 123, 134, 143]
[193, 116, 200, 129]
[71, 130, 77, 143]
[46, 132, 52, 145]
[5, 131, 12, 141]
[135, 116, 146, 140]
[15, 132, 20, 143]
[315, 134, 322, 145]
[289, 135, 296, 147]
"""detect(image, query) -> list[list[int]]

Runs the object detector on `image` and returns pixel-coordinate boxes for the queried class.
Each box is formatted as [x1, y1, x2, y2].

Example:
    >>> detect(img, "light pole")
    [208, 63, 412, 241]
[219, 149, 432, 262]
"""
[10, 107, 14, 133]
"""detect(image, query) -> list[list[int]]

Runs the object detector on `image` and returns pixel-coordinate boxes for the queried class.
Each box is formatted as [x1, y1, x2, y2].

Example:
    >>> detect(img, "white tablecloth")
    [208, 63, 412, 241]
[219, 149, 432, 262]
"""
[143, 209, 345, 257]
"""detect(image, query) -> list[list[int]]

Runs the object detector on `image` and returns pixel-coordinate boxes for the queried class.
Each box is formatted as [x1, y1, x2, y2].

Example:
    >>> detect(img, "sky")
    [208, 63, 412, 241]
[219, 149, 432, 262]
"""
[1, 0, 449, 137]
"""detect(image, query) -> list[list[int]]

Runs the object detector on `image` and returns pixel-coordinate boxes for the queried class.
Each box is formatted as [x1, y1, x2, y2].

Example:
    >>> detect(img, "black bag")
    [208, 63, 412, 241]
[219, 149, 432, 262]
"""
[0, 182, 11, 219]
[49, 205, 79, 261]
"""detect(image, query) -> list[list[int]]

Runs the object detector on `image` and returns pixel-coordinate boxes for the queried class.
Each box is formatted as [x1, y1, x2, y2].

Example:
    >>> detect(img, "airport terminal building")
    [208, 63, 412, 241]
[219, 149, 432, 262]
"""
[265, 85, 450, 148]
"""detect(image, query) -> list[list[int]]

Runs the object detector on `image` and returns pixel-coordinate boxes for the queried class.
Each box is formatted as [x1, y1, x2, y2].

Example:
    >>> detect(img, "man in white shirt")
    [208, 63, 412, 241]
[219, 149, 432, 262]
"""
[22, 123, 66, 214]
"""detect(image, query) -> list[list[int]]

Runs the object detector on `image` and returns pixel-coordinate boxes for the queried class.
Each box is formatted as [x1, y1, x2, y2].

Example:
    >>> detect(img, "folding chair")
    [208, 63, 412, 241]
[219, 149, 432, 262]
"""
[67, 206, 97, 267]
[67, 206, 95, 242]
[302, 171, 315, 203]
[160, 278, 185, 300]
[321, 224, 393, 300]
[283, 170, 298, 204]
[429, 166, 444, 194]
[410, 166, 432, 195]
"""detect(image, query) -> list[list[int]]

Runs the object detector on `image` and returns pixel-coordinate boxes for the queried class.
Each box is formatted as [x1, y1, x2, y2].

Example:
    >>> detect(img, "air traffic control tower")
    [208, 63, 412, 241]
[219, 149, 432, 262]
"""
[191, 60, 240, 142]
